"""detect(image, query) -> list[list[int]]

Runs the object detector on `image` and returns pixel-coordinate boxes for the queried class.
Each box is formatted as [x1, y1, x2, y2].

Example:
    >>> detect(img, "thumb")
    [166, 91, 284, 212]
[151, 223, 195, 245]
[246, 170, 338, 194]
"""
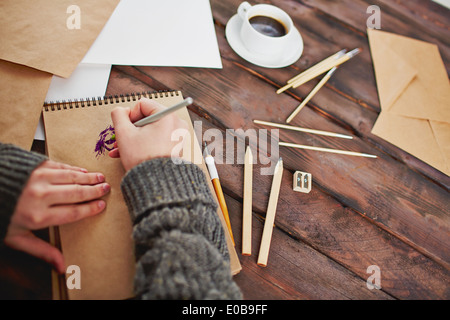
[5, 231, 66, 274]
[111, 107, 134, 136]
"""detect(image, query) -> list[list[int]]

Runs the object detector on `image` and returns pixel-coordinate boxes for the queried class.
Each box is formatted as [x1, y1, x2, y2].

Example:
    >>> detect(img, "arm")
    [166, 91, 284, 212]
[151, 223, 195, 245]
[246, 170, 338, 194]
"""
[122, 158, 241, 299]
[110, 98, 242, 300]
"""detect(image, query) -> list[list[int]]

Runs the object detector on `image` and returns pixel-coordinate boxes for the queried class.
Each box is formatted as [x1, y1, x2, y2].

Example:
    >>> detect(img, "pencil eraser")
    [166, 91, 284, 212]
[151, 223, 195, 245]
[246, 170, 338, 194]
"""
[293, 171, 312, 193]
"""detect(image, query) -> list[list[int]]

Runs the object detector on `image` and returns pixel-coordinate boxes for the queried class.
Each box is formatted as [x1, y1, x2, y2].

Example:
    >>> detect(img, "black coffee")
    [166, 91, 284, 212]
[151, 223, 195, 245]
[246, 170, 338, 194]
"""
[249, 15, 287, 37]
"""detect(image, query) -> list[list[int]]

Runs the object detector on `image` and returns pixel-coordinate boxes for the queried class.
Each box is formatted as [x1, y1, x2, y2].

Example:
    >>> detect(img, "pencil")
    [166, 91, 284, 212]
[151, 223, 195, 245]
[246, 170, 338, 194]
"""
[253, 119, 353, 139]
[286, 67, 338, 123]
[288, 48, 361, 91]
[277, 50, 345, 94]
[134, 97, 193, 127]
[287, 49, 346, 84]
[279, 141, 377, 158]
[257, 158, 283, 267]
[277, 48, 361, 94]
[242, 146, 253, 256]
[204, 142, 235, 246]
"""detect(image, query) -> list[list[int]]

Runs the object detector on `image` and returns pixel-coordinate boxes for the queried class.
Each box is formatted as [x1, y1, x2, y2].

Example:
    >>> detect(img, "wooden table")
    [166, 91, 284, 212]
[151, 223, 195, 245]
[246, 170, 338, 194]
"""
[1, 0, 449, 300]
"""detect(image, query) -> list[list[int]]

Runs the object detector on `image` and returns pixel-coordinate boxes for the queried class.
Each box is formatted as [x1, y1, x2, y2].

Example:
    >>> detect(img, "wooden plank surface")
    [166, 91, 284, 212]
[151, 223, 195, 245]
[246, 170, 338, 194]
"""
[188, 111, 449, 299]
[1, 0, 449, 300]
[105, 0, 449, 299]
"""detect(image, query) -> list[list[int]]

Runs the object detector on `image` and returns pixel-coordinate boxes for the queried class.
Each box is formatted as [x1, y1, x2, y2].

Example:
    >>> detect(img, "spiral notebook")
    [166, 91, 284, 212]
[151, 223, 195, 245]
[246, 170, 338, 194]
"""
[43, 90, 241, 300]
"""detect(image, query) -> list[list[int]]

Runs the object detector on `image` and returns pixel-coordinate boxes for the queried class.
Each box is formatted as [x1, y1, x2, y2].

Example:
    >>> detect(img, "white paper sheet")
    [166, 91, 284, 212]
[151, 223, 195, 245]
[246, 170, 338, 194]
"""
[82, 0, 222, 68]
[432, 0, 450, 9]
[34, 63, 111, 140]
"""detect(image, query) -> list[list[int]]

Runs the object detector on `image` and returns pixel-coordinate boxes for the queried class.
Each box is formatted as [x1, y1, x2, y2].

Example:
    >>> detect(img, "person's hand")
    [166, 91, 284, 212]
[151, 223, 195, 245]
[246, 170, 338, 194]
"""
[109, 98, 189, 171]
[4, 160, 110, 274]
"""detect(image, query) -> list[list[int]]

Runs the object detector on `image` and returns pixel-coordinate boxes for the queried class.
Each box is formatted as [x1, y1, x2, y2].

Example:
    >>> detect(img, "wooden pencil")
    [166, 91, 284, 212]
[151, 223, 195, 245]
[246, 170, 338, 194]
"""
[287, 49, 346, 84]
[257, 158, 284, 267]
[276, 50, 345, 95]
[288, 48, 361, 91]
[286, 67, 337, 123]
[277, 48, 361, 94]
[279, 141, 377, 158]
[242, 146, 253, 256]
[253, 119, 353, 139]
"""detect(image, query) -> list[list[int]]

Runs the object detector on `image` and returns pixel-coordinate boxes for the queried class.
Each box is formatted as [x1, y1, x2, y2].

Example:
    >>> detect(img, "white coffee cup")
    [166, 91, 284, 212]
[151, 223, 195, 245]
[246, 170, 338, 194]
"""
[237, 1, 295, 57]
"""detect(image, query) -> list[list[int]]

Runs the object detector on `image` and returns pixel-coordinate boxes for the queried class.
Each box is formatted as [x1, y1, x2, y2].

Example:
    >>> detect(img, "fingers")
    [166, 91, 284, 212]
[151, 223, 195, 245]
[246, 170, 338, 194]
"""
[5, 231, 66, 274]
[129, 98, 166, 122]
[111, 99, 167, 129]
[111, 106, 134, 135]
[37, 168, 106, 185]
[108, 141, 120, 158]
[108, 148, 120, 158]
[41, 160, 88, 173]
[27, 198, 107, 231]
[46, 200, 107, 227]
[18, 184, 109, 230]
[48, 183, 110, 205]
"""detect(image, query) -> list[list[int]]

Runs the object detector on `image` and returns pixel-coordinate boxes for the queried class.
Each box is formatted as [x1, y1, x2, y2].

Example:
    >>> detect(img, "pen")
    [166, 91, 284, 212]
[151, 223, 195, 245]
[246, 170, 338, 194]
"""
[134, 97, 193, 127]
[204, 142, 235, 246]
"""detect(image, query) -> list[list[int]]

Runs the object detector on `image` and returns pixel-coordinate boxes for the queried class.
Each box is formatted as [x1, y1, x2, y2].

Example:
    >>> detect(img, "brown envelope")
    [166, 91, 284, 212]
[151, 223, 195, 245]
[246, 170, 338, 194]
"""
[0, 0, 120, 78]
[0, 60, 52, 150]
[368, 29, 450, 176]
[0, 0, 119, 149]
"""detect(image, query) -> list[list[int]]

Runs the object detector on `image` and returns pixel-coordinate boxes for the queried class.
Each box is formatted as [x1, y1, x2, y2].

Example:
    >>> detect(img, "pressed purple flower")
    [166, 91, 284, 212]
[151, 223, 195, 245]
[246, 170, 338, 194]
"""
[95, 125, 116, 158]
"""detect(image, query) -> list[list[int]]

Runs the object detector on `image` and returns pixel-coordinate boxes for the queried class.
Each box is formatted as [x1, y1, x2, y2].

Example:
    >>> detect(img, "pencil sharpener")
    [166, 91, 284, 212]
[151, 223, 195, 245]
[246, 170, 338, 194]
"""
[293, 171, 312, 193]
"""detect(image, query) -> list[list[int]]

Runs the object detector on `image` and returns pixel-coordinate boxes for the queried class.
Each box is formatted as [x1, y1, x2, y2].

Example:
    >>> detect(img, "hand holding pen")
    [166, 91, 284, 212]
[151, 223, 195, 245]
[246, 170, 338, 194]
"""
[109, 98, 191, 171]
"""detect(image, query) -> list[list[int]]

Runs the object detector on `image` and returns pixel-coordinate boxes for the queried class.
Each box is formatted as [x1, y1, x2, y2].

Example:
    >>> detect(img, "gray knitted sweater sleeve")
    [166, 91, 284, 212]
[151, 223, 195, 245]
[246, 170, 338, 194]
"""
[0, 143, 47, 240]
[120, 158, 242, 300]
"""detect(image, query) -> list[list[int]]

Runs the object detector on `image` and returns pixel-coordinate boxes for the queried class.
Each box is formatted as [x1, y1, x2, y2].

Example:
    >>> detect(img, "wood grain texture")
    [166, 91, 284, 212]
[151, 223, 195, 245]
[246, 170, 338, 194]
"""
[117, 23, 450, 268]
[1, 0, 448, 300]
[187, 112, 449, 299]
[101, 2, 450, 297]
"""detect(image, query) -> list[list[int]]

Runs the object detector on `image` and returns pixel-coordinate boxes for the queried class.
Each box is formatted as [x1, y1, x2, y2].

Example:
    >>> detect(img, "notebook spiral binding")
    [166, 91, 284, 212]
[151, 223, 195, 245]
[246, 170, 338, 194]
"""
[43, 90, 180, 112]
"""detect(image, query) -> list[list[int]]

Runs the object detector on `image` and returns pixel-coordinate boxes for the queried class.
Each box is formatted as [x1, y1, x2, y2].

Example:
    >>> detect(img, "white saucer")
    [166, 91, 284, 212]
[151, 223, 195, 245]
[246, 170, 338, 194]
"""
[225, 14, 303, 68]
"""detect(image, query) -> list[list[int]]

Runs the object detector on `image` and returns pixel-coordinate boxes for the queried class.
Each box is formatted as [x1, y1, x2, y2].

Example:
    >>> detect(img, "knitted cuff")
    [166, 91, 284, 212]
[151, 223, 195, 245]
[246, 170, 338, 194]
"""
[120, 158, 216, 223]
[0, 144, 47, 240]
